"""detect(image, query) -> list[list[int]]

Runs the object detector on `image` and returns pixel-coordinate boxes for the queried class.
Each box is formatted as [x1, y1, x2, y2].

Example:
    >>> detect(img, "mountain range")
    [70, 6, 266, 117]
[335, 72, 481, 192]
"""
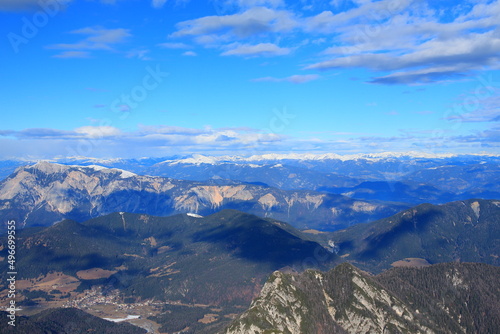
[0, 161, 407, 231]
[1, 199, 499, 333]
[1, 153, 498, 207]
[0, 154, 498, 333]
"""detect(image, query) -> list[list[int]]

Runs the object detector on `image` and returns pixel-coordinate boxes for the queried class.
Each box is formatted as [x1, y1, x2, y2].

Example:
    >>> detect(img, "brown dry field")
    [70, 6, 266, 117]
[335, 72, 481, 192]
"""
[391, 258, 431, 268]
[76, 268, 117, 280]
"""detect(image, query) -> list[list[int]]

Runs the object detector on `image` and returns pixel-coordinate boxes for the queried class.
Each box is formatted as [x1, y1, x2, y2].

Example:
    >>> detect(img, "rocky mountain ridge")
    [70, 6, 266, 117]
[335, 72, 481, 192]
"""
[0, 162, 406, 230]
[225, 262, 500, 334]
[1, 153, 497, 206]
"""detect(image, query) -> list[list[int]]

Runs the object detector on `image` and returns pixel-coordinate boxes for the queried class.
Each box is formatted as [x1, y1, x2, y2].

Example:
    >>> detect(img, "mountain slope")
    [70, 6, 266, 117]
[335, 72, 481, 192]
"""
[0, 209, 336, 305]
[0, 162, 407, 230]
[146, 160, 360, 190]
[319, 180, 458, 204]
[0, 308, 146, 334]
[404, 162, 500, 195]
[224, 262, 500, 334]
[2, 154, 497, 207]
[375, 263, 500, 333]
[0, 210, 338, 333]
[327, 199, 500, 272]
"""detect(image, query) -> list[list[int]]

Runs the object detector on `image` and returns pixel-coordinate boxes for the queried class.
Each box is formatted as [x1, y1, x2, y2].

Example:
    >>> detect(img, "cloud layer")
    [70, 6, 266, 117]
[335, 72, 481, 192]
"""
[8, 0, 499, 84]
[252, 74, 320, 83]
[0, 0, 166, 11]
[167, 0, 500, 84]
[1, 122, 497, 158]
[47, 26, 131, 58]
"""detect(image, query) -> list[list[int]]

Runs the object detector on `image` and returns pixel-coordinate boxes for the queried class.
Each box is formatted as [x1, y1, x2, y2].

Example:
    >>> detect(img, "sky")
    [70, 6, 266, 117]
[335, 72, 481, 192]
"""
[0, 0, 499, 159]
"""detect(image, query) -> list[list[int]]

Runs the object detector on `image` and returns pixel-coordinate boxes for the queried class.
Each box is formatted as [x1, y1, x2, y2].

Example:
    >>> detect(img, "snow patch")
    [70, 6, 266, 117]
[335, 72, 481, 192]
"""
[103, 315, 140, 322]
[84, 165, 107, 171]
[29, 162, 137, 179]
[116, 169, 136, 178]
[187, 213, 203, 218]
[167, 154, 219, 165]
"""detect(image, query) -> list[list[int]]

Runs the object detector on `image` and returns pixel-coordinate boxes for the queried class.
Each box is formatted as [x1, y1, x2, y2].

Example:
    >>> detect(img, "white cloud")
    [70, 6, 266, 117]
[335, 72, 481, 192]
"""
[126, 49, 151, 60]
[366, 66, 470, 85]
[171, 7, 297, 38]
[303, 1, 500, 84]
[74, 126, 122, 138]
[47, 26, 131, 57]
[165, 1, 500, 83]
[0, 0, 72, 11]
[223, 0, 284, 8]
[252, 74, 320, 83]
[222, 43, 290, 56]
[158, 42, 190, 49]
[52, 51, 91, 59]
[1, 123, 498, 158]
[0, 0, 166, 11]
[0, 126, 124, 140]
[305, 0, 412, 33]
[211, 0, 285, 15]
[137, 124, 205, 135]
[445, 88, 500, 123]
[152, 0, 167, 8]
[182, 51, 197, 56]
[0, 125, 292, 158]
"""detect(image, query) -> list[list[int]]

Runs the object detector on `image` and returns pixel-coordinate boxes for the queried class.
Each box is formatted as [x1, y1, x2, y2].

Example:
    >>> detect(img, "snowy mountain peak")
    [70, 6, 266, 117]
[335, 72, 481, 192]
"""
[154, 152, 470, 165]
[115, 169, 136, 178]
[29, 161, 72, 174]
[26, 161, 135, 178]
[162, 154, 221, 166]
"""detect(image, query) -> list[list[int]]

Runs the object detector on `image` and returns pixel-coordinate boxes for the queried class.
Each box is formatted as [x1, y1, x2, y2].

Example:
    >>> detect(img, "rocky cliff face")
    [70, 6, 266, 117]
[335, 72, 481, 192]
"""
[224, 263, 431, 334]
[0, 162, 406, 230]
[224, 262, 500, 334]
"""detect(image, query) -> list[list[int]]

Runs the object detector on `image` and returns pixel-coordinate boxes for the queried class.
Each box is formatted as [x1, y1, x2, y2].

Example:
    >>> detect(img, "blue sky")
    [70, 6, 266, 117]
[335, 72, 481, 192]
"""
[0, 0, 499, 159]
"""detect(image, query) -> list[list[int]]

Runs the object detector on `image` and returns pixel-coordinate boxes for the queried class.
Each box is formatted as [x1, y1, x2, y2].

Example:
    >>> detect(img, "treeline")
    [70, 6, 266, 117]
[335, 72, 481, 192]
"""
[376, 262, 500, 333]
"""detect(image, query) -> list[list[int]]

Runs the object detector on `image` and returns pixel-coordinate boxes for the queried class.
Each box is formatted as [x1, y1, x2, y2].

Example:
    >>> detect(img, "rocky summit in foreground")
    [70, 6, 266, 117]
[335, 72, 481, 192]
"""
[224, 262, 500, 334]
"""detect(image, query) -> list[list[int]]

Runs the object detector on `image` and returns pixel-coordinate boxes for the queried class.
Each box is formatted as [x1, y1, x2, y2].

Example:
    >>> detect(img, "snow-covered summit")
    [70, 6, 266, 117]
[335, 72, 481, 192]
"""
[160, 154, 221, 165]
[154, 151, 479, 166]
[26, 161, 136, 178]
